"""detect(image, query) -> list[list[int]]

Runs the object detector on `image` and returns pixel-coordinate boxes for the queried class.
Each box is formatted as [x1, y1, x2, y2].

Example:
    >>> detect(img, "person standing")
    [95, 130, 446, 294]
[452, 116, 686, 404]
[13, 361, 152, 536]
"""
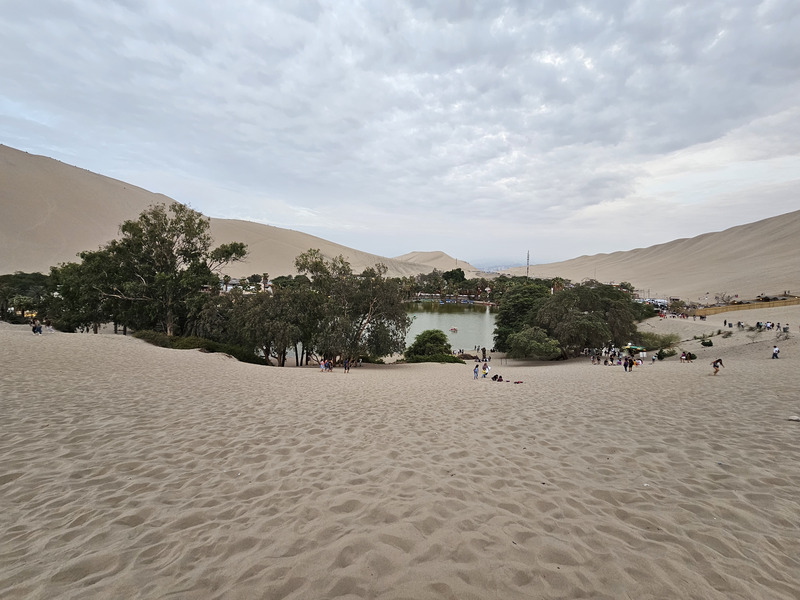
[473, 364, 479, 379]
[772, 345, 780, 359]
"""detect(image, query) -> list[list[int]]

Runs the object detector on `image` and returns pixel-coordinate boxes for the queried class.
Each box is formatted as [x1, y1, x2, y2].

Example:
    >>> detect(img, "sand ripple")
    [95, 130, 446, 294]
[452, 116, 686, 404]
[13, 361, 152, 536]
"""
[2, 321, 799, 599]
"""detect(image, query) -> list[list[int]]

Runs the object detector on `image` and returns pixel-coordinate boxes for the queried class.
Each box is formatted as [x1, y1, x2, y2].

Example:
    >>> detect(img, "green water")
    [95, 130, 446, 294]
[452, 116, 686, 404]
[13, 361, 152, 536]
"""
[405, 302, 497, 352]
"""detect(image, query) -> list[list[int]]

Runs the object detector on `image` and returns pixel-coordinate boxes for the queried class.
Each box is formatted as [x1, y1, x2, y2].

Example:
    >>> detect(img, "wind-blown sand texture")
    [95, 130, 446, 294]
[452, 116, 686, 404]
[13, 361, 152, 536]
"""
[2, 307, 799, 599]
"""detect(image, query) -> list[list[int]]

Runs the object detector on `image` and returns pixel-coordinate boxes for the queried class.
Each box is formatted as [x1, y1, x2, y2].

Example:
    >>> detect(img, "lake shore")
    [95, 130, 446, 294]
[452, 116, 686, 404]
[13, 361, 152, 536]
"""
[2, 308, 799, 599]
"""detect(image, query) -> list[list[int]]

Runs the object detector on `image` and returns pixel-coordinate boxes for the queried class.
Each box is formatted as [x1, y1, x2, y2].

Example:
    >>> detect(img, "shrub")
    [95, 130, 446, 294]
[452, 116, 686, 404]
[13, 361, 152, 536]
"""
[405, 354, 465, 364]
[656, 348, 677, 360]
[638, 332, 680, 350]
[405, 329, 452, 359]
[132, 330, 265, 365]
[701, 339, 713, 347]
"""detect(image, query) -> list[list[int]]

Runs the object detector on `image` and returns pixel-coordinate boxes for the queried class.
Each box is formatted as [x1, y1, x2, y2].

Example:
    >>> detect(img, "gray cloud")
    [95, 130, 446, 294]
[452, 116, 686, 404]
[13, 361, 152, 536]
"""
[2, 0, 799, 267]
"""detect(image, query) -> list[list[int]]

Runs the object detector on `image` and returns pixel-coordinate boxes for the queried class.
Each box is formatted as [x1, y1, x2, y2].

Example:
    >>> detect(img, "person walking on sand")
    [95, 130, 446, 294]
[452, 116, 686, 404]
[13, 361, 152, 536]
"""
[772, 345, 780, 359]
[473, 364, 479, 380]
[711, 358, 724, 375]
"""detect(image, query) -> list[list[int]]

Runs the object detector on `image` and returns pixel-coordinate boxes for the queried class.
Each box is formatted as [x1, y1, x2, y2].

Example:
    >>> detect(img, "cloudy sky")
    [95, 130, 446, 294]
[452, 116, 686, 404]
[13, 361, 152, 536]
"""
[3, 0, 799, 267]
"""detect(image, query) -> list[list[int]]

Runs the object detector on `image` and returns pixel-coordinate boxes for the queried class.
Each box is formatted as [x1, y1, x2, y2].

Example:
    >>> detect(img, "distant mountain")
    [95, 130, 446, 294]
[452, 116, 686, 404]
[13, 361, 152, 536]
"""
[0, 145, 473, 278]
[503, 210, 800, 301]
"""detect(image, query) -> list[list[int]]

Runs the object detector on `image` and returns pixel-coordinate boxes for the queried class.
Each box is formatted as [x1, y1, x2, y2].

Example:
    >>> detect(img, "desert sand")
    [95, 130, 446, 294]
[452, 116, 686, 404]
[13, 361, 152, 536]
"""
[0, 145, 479, 279]
[4, 143, 800, 300]
[2, 306, 799, 599]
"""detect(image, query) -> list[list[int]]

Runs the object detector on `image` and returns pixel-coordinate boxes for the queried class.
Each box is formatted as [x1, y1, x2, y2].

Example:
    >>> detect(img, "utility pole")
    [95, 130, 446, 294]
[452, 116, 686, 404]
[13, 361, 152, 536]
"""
[526, 250, 530, 279]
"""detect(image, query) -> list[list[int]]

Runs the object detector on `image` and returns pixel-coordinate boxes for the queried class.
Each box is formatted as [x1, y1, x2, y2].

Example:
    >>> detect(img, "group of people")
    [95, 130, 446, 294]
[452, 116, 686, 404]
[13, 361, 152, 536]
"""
[591, 354, 644, 368]
[756, 321, 787, 332]
[319, 358, 360, 372]
[29, 318, 53, 335]
[473, 362, 492, 379]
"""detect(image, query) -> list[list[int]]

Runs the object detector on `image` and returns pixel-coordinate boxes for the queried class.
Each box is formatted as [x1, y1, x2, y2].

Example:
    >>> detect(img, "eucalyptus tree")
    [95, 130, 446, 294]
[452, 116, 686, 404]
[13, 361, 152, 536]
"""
[52, 202, 247, 335]
[295, 249, 410, 361]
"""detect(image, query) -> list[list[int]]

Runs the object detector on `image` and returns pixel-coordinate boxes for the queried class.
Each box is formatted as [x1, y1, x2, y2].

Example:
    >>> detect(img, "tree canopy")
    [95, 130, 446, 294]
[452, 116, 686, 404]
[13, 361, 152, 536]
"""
[493, 280, 654, 358]
[49, 202, 247, 335]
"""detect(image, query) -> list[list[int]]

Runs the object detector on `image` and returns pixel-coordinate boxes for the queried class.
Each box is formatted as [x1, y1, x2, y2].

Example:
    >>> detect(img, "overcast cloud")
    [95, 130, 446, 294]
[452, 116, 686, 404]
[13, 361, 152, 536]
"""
[3, 0, 799, 266]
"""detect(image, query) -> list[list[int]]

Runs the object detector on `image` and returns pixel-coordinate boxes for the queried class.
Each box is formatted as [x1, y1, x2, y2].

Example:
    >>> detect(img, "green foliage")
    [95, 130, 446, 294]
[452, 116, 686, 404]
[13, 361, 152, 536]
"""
[405, 329, 452, 359]
[493, 279, 649, 358]
[505, 326, 562, 360]
[701, 339, 714, 347]
[0, 272, 50, 321]
[687, 352, 697, 360]
[442, 268, 466, 285]
[50, 202, 247, 336]
[637, 331, 680, 351]
[132, 330, 265, 365]
[492, 282, 551, 351]
[294, 250, 411, 362]
[405, 353, 465, 364]
[656, 348, 677, 360]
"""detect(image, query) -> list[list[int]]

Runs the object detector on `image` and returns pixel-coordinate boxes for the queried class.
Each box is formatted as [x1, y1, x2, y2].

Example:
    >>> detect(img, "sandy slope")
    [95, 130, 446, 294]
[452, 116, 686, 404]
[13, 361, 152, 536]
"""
[2, 308, 799, 599]
[0, 145, 459, 278]
[505, 210, 800, 301]
[392, 251, 483, 278]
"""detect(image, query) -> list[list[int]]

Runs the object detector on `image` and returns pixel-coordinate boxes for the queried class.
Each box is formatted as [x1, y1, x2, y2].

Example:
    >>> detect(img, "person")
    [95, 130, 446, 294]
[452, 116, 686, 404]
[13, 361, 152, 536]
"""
[711, 358, 724, 375]
[344, 358, 350, 373]
[772, 345, 780, 359]
[473, 364, 479, 380]
[482, 362, 490, 378]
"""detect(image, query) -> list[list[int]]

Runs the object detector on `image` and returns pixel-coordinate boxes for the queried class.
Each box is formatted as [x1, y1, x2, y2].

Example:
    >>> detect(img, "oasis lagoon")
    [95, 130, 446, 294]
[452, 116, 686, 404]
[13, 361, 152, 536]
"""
[404, 301, 497, 352]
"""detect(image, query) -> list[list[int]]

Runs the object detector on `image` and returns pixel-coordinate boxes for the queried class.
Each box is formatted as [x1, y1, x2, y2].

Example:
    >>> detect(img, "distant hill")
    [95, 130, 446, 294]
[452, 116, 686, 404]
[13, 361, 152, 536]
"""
[4, 144, 797, 301]
[0, 145, 476, 278]
[393, 251, 483, 278]
[504, 210, 800, 301]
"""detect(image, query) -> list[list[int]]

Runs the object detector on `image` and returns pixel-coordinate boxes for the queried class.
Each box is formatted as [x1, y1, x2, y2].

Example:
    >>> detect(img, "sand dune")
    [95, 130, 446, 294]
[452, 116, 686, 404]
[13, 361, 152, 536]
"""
[393, 251, 483, 278]
[0, 146, 468, 278]
[2, 307, 799, 599]
[506, 210, 800, 302]
[3, 144, 798, 299]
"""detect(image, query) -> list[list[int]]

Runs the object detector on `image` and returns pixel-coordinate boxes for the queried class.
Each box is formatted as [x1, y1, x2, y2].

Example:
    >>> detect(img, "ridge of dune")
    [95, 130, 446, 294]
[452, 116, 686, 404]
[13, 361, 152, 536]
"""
[0, 145, 460, 278]
[505, 210, 800, 301]
[392, 250, 483, 276]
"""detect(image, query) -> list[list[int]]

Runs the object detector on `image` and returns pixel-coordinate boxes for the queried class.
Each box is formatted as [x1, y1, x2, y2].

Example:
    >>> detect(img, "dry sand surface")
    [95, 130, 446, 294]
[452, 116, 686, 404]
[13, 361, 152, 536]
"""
[2, 308, 800, 599]
[504, 209, 800, 301]
[0, 145, 480, 279]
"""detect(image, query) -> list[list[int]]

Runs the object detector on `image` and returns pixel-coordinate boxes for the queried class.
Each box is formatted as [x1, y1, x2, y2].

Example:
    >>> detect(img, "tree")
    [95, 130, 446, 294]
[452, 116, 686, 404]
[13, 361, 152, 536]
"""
[405, 329, 462, 363]
[506, 326, 561, 360]
[294, 250, 410, 362]
[230, 287, 301, 366]
[492, 282, 551, 351]
[54, 202, 247, 336]
[535, 283, 644, 356]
